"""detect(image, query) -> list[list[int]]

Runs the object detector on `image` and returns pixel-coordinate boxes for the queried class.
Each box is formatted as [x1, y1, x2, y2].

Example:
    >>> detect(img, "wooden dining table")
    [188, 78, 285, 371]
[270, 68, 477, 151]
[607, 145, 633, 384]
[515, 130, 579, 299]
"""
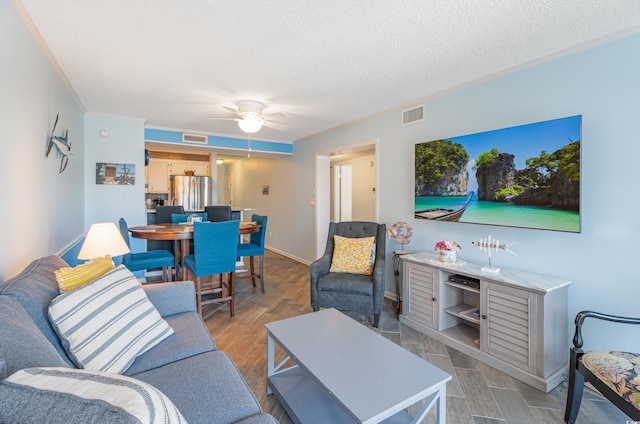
[129, 221, 261, 279]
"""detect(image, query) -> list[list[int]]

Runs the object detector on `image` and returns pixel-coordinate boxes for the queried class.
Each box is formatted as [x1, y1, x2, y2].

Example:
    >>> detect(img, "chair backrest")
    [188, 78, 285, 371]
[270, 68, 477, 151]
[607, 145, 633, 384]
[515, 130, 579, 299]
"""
[248, 214, 268, 251]
[156, 205, 184, 224]
[118, 218, 133, 264]
[192, 221, 240, 275]
[325, 221, 386, 265]
[171, 212, 207, 224]
[205, 206, 232, 222]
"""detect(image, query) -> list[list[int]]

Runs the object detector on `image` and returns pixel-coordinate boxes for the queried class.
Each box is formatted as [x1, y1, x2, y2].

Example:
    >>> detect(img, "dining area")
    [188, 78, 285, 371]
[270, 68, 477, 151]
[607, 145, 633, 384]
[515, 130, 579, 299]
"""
[118, 205, 268, 317]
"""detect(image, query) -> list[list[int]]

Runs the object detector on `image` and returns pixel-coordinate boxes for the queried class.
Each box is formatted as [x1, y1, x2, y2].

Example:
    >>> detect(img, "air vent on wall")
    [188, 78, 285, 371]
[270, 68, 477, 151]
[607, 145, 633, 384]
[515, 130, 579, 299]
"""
[401, 105, 424, 126]
[182, 133, 207, 144]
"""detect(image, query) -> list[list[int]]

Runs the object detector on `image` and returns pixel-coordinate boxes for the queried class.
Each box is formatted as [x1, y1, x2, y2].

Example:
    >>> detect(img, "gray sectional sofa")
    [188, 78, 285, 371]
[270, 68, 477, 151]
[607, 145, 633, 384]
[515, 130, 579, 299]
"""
[0, 255, 278, 424]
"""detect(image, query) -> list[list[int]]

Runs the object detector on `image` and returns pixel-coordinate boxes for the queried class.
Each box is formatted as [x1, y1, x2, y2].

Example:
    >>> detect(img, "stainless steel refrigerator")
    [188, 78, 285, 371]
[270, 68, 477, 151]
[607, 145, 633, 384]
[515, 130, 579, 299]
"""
[170, 175, 215, 211]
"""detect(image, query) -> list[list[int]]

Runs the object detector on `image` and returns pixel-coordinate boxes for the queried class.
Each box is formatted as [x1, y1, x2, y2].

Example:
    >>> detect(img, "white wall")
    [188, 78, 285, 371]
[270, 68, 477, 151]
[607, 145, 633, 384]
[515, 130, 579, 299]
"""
[0, 0, 85, 279]
[264, 32, 640, 352]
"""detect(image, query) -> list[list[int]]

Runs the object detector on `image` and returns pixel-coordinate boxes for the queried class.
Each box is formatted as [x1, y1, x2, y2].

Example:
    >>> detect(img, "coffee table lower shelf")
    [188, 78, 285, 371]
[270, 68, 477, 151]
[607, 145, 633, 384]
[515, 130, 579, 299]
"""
[268, 366, 414, 424]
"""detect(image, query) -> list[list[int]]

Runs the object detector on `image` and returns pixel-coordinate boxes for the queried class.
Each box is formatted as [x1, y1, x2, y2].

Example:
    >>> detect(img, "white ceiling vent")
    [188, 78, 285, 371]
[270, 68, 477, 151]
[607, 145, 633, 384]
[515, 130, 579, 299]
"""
[401, 105, 424, 126]
[182, 133, 207, 144]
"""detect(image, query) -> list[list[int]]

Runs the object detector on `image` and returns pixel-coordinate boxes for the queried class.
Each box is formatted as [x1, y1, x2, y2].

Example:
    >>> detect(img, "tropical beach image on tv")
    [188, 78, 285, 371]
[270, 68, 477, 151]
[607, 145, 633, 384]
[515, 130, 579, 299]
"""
[414, 115, 581, 233]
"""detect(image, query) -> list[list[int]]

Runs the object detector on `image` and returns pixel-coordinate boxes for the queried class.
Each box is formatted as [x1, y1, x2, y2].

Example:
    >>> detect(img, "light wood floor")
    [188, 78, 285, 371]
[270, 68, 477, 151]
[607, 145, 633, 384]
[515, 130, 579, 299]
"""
[201, 250, 627, 424]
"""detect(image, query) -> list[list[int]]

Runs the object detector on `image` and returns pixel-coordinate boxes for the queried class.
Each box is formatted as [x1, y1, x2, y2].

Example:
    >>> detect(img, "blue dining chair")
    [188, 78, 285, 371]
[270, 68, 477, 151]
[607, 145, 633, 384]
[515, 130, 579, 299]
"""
[237, 214, 267, 293]
[171, 213, 208, 262]
[118, 218, 175, 281]
[183, 220, 240, 316]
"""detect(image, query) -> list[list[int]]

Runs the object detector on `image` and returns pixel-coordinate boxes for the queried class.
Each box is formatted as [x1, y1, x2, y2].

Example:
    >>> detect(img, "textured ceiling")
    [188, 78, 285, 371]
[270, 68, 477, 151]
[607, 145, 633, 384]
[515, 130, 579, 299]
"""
[15, 0, 640, 143]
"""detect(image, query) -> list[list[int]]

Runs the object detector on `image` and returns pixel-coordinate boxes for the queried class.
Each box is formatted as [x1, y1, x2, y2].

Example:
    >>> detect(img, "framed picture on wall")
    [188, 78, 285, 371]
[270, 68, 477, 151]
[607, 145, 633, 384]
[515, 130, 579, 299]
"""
[414, 115, 581, 233]
[95, 162, 136, 185]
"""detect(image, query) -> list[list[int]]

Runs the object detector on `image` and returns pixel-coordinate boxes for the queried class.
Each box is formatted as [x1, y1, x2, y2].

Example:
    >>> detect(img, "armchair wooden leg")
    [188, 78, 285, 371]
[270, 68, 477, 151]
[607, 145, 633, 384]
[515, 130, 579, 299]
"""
[564, 349, 584, 424]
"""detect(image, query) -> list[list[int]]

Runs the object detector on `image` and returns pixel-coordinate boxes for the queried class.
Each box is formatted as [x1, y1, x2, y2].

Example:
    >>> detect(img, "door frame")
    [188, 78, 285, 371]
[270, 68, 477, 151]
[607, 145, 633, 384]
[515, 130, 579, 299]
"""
[314, 139, 378, 259]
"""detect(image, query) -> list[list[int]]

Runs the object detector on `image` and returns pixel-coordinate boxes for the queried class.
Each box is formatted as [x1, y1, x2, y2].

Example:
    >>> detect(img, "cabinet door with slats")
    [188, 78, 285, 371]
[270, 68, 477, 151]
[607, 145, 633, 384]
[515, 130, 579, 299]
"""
[482, 282, 538, 373]
[404, 262, 438, 329]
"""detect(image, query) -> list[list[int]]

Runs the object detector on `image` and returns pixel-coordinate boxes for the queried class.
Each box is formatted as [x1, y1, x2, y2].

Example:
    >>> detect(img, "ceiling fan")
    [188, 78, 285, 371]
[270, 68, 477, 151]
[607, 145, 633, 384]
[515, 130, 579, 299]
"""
[206, 100, 288, 133]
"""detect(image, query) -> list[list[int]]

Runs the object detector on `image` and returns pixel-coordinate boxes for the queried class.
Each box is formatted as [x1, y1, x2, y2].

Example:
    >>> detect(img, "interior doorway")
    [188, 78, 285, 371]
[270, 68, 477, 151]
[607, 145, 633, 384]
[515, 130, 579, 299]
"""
[332, 164, 352, 222]
[315, 140, 378, 258]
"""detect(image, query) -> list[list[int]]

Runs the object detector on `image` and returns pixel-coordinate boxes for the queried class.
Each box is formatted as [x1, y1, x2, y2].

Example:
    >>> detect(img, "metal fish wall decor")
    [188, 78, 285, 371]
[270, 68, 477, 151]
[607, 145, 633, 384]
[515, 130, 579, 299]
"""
[45, 113, 72, 173]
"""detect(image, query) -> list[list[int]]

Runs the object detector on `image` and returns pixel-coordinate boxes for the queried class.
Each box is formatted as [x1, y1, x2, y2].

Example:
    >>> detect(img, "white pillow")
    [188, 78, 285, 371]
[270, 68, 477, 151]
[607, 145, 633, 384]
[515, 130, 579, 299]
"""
[48, 265, 174, 374]
[0, 367, 187, 423]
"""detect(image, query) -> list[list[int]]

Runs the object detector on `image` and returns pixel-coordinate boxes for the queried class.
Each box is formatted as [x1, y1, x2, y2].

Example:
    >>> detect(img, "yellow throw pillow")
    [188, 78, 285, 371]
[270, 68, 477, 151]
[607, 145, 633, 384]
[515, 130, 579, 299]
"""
[330, 235, 376, 275]
[55, 256, 115, 293]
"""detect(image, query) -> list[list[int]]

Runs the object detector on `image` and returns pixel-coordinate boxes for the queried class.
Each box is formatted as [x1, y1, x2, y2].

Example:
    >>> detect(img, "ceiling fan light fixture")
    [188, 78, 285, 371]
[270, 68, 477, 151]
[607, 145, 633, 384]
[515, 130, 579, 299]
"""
[238, 115, 264, 133]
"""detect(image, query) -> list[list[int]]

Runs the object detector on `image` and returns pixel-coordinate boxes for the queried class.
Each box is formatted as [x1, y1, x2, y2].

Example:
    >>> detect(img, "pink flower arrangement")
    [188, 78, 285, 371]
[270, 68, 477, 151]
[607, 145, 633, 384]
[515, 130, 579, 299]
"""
[435, 240, 461, 253]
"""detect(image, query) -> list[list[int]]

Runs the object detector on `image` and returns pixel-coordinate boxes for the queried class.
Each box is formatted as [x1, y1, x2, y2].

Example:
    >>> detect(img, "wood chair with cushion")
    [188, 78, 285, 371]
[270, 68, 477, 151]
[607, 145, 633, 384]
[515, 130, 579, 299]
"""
[205, 205, 232, 222]
[183, 220, 240, 316]
[564, 310, 640, 423]
[237, 214, 267, 294]
[118, 218, 174, 282]
[310, 221, 386, 327]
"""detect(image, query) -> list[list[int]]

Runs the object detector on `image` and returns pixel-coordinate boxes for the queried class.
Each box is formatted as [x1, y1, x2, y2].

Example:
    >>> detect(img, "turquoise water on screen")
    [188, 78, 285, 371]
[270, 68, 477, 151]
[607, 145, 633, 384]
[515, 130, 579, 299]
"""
[415, 195, 580, 232]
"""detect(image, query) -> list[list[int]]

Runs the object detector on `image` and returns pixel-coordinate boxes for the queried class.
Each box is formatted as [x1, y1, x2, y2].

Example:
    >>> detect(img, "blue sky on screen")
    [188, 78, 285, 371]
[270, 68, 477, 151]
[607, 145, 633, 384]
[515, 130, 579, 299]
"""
[450, 115, 581, 169]
[440, 115, 581, 193]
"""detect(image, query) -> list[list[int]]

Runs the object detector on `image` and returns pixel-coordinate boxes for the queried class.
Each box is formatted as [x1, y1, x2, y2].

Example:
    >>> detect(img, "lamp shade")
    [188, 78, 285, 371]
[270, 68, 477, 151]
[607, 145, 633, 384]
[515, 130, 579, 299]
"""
[237, 116, 264, 133]
[78, 222, 130, 260]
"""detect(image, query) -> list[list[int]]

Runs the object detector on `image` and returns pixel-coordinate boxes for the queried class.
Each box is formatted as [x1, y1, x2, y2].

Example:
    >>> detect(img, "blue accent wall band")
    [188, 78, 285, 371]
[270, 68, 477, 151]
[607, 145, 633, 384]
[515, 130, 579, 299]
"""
[144, 128, 293, 154]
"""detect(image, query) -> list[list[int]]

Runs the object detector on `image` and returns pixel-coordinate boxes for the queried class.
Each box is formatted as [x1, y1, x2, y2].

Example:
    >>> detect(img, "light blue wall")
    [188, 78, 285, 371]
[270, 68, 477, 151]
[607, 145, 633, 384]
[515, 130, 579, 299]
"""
[0, 0, 85, 279]
[285, 33, 640, 352]
[84, 114, 147, 254]
[5, 0, 639, 351]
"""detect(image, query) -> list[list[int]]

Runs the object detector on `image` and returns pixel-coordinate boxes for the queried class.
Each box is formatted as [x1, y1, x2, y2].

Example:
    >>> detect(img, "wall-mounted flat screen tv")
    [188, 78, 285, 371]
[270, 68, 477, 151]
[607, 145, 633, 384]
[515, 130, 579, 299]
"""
[415, 115, 581, 233]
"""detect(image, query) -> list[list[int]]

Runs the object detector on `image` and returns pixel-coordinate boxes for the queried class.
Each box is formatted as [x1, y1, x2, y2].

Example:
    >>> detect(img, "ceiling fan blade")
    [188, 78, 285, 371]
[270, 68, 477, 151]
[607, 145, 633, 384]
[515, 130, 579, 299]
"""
[204, 117, 239, 121]
[263, 112, 287, 121]
[264, 120, 288, 131]
[222, 106, 240, 114]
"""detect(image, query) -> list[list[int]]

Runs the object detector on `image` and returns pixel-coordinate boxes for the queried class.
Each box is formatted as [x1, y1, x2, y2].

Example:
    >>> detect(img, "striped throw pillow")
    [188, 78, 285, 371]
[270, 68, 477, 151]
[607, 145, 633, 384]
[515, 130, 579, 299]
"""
[0, 367, 187, 423]
[48, 265, 174, 374]
[54, 255, 115, 293]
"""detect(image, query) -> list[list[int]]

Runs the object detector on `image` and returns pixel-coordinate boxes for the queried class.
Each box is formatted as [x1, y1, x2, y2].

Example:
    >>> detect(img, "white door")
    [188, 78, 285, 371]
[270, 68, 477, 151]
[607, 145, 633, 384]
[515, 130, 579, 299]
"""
[338, 164, 352, 221]
[224, 172, 233, 207]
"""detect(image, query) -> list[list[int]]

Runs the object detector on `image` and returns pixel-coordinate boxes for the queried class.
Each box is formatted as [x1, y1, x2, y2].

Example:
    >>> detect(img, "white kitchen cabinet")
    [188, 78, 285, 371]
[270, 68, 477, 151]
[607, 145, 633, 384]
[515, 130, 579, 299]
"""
[146, 159, 170, 193]
[400, 252, 570, 392]
[169, 160, 209, 177]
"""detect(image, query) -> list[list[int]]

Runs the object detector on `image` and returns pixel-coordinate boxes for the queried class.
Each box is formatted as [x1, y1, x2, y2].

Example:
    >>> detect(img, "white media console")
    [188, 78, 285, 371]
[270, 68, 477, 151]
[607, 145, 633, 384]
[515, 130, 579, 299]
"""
[400, 252, 571, 392]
